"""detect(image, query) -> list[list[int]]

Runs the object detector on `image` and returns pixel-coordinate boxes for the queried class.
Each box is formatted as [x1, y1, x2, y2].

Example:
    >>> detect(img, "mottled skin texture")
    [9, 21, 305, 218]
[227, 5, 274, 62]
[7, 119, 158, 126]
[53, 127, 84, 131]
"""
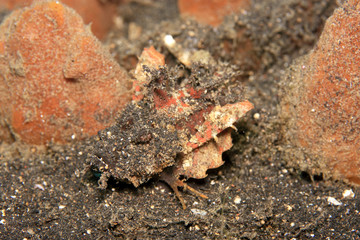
[91, 99, 181, 187]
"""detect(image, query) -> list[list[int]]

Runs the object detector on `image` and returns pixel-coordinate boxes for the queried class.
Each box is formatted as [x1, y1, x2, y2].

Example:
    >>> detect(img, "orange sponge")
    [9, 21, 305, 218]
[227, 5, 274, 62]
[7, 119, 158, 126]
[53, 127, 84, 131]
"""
[0, 0, 118, 39]
[178, 0, 250, 26]
[0, 1, 132, 144]
[281, 1, 360, 185]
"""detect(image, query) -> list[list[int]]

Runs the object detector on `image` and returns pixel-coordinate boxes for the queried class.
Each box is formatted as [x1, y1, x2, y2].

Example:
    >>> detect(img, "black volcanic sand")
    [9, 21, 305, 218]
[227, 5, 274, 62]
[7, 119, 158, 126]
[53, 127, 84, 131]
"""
[1, 0, 359, 239]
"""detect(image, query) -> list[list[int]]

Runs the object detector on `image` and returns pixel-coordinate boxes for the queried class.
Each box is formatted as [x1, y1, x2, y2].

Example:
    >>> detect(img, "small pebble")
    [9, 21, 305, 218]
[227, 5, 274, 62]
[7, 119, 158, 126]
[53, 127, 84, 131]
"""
[34, 184, 45, 191]
[234, 196, 241, 204]
[342, 189, 355, 199]
[164, 35, 176, 47]
[191, 208, 207, 216]
[285, 204, 293, 211]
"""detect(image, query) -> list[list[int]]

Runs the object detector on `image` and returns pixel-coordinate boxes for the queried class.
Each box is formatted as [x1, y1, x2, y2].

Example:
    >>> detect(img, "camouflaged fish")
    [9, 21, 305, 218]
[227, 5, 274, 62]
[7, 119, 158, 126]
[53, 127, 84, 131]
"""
[87, 47, 253, 208]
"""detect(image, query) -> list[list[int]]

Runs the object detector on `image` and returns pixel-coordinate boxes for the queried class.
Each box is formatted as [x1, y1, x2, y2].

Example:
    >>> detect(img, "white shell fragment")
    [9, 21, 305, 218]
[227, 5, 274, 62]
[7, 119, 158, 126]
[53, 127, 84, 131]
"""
[327, 196, 342, 206]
